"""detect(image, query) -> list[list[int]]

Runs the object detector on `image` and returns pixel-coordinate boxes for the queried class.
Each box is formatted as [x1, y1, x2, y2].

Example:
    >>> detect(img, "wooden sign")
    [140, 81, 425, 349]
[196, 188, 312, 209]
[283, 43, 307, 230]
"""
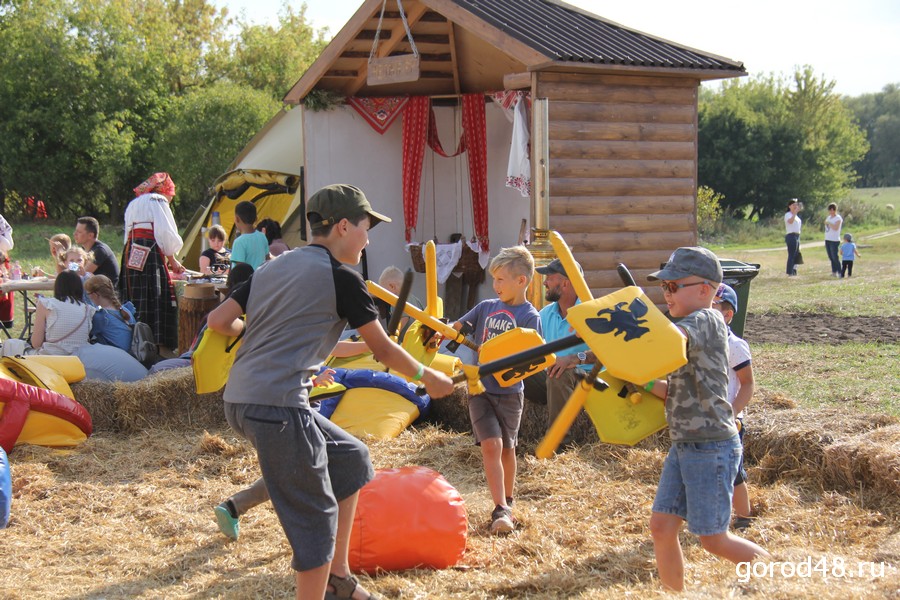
[367, 54, 420, 86]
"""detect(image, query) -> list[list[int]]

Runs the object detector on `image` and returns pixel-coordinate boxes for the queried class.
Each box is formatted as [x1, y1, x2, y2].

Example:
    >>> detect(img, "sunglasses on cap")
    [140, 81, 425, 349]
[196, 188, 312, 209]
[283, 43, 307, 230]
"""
[660, 280, 713, 294]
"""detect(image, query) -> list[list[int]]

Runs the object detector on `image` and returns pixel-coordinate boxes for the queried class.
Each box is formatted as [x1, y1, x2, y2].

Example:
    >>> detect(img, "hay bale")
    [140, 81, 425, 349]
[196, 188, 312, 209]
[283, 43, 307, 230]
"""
[72, 379, 121, 432]
[744, 406, 898, 486]
[823, 424, 900, 498]
[115, 367, 225, 433]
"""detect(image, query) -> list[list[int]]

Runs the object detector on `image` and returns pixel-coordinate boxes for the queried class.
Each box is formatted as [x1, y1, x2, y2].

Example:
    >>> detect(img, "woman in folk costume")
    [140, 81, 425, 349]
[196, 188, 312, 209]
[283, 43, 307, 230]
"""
[119, 172, 185, 352]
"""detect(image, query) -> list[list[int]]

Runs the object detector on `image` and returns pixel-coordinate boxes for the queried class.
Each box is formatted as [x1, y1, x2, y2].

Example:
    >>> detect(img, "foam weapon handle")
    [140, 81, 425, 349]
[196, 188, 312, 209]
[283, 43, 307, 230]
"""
[616, 263, 637, 287]
[549, 231, 592, 303]
[535, 363, 604, 459]
[425, 240, 439, 318]
[386, 269, 414, 340]
[615, 262, 643, 403]
[367, 281, 479, 352]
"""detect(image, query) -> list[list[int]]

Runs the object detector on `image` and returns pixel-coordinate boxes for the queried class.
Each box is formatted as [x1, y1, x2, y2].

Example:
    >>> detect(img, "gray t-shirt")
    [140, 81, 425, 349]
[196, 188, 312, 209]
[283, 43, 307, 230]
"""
[665, 308, 737, 442]
[459, 298, 541, 394]
[223, 244, 379, 408]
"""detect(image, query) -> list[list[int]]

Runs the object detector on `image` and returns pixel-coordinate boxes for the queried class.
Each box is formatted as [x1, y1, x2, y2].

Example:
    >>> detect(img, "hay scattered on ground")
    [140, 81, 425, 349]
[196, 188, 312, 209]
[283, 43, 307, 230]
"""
[4, 385, 899, 598]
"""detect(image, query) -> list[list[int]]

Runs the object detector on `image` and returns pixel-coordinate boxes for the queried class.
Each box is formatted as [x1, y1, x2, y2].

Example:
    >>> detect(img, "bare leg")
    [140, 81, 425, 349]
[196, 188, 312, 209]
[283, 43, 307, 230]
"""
[500, 447, 517, 502]
[295, 564, 329, 600]
[480, 437, 507, 507]
[326, 492, 376, 600]
[650, 511, 685, 591]
[699, 531, 771, 563]
[732, 483, 751, 518]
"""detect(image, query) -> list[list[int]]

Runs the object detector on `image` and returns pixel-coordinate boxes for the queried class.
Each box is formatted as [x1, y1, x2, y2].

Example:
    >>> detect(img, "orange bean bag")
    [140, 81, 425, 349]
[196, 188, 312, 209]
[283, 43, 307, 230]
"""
[349, 466, 467, 573]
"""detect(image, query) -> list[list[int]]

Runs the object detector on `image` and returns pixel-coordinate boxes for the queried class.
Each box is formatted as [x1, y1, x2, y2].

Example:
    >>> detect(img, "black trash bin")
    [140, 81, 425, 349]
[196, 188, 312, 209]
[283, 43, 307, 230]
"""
[718, 259, 760, 338]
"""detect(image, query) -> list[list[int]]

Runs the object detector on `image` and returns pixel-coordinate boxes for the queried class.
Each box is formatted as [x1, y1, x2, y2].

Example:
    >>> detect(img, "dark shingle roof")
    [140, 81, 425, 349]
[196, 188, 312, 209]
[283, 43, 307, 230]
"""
[451, 0, 745, 72]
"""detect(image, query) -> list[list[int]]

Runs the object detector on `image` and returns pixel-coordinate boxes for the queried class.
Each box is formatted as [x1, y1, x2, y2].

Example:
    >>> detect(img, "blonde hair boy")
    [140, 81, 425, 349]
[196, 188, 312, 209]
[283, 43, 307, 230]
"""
[454, 244, 540, 534]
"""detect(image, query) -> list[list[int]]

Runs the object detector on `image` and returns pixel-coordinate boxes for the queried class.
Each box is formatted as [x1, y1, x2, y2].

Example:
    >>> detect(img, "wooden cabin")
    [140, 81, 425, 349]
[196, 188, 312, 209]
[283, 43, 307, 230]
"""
[283, 0, 746, 312]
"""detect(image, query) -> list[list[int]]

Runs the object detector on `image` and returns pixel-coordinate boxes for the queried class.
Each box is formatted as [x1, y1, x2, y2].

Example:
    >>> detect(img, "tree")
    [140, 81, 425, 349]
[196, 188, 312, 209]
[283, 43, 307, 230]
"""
[151, 83, 279, 219]
[699, 67, 868, 219]
[845, 84, 900, 187]
[221, 4, 329, 101]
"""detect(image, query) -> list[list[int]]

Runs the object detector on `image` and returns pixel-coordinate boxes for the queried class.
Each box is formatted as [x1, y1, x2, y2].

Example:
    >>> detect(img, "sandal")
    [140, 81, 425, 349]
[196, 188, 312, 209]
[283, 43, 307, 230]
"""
[324, 573, 381, 600]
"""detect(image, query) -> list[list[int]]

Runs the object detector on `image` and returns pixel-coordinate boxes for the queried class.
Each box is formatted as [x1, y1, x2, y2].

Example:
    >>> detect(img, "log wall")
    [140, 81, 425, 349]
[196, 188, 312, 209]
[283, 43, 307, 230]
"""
[535, 72, 699, 303]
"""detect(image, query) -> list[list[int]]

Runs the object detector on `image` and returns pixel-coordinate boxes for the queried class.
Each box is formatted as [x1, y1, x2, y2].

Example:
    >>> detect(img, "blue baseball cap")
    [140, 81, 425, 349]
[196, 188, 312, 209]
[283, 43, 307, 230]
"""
[714, 283, 738, 312]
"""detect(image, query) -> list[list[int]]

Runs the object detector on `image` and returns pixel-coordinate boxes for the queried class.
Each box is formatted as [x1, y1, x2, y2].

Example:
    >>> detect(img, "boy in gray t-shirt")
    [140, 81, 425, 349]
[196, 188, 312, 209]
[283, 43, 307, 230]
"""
[642, 247, 770, 591]
[207, 184, 454, 600]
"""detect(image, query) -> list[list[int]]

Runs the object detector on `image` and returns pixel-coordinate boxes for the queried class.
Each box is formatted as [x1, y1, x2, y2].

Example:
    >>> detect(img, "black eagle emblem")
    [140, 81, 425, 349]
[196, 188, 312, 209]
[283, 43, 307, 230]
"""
[500, 359, 545, 382]
[585, 298, 650, 342]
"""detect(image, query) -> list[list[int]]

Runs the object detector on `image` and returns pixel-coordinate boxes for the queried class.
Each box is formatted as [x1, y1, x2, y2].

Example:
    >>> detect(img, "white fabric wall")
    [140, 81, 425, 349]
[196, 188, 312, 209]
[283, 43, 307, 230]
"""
[304, 102, 530, 307]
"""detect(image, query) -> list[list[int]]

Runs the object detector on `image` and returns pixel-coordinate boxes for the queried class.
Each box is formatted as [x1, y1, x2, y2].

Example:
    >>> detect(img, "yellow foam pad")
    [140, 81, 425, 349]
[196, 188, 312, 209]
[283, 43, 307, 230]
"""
[329, 388, 420, 440]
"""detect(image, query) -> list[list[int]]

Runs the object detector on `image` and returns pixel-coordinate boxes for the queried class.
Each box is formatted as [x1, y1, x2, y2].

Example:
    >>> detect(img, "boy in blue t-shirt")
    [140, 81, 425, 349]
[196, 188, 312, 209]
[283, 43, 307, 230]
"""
[643, 247, 769, 591]
[230, 201, 270, 270]
[454, 246, 541, 534]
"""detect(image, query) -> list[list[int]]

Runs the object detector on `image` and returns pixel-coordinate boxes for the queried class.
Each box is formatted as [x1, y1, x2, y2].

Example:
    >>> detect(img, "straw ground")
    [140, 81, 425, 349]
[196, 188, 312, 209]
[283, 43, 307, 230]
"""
[2, 368, 898, 599]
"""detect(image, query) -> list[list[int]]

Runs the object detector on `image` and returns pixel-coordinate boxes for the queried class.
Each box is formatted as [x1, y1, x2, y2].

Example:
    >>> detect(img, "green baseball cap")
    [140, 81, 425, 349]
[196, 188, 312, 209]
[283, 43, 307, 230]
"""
[307, 184, 391, 230]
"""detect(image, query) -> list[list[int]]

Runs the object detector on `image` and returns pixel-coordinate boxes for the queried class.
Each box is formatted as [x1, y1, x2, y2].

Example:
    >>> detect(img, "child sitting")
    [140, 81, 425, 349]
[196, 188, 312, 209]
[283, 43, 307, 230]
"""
[644, 247, 769, 591]
[63, 246, 93, 281]
[84, 275, 137, 353]
[31, 234, 71, 277]
[712, 283, 756, 531]
[199, 224, 231, 276]
[453, 246, 541, 534]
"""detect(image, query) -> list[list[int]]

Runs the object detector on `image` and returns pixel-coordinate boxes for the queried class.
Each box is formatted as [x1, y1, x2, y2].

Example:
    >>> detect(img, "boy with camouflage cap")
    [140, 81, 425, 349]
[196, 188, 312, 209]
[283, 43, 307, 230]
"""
[642, 247, 769, 591]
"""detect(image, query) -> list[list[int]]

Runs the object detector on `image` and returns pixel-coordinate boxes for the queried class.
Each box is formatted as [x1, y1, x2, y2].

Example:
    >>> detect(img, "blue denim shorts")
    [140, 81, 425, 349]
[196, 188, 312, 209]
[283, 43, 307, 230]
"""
[652, 435, 742, 536]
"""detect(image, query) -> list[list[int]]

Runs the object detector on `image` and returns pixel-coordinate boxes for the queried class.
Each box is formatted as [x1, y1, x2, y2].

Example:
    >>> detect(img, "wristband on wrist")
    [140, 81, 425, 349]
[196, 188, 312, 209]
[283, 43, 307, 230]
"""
[644, 381, 655, 392]
[412, 364, 425, 381]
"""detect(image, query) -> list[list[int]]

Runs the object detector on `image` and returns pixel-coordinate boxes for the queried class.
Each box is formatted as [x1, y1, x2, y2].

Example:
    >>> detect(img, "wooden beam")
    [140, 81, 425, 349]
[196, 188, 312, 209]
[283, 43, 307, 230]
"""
[550, 212, 695, 234]
[448, 21, 460, 95]
[549, 122, 696, 143]
[529, 60, 746, 82]
[284, 0, 384, 104]
[549, 158, 696, 179]
[549, 195, 695, 215]
[549, 140, 696, 161]
[549, 101, 695, 125]
[502, 72, 531, 90]
[347, 2, 430, 96]
[559, 230, 695, 252]
[551, 177, 695, 197]
[537, 80, 697, 104]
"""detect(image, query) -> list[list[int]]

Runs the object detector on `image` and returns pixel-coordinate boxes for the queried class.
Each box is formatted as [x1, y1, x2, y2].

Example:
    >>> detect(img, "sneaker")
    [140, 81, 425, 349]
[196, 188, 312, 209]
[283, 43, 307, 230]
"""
[490, 505, 515, 534]
[732, 516, 753, 531]
[215, 502, 240, 540]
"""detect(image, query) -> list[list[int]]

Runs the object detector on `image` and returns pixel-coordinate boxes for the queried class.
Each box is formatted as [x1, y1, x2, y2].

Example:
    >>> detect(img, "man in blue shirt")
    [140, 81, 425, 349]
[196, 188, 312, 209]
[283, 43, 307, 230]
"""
[534, 258, 593, 442]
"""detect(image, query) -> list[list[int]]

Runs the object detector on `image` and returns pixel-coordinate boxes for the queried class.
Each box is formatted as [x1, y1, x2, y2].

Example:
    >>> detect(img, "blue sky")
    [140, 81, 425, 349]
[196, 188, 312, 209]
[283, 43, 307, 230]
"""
[214, 0, 900, 97]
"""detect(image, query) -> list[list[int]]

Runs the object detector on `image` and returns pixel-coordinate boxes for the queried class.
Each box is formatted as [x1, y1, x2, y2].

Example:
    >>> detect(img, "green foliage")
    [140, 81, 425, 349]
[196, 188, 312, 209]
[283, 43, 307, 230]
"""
[696, 185, 723, 239]
[224, 4, 329, 101]
[699, 67, 869, 220]
[845, 84, 900, 187]
[0, 0, 322, 221]
[151, 83, 279, 219]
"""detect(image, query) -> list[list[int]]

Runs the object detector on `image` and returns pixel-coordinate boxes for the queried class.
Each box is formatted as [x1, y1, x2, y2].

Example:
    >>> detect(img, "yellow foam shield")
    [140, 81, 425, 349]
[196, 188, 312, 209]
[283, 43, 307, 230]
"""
[192, 328, 243, 394]
[479, 328, 554, 387]
[584, 372, 668, 446]
[566, 286, 686, 384]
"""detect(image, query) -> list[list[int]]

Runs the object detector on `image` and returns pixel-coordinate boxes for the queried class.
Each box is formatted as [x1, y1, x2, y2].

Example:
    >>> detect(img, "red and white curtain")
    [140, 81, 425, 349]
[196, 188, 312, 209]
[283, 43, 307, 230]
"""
[401, 94, 489, 251]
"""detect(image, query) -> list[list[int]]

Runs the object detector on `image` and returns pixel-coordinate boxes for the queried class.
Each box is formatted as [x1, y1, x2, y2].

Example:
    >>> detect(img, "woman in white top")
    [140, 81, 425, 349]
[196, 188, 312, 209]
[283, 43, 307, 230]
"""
[31, 270, 95, 356]
[119, 172, 185, 351]
[823, 203, 843, 277]
[784, 198, 802, 276]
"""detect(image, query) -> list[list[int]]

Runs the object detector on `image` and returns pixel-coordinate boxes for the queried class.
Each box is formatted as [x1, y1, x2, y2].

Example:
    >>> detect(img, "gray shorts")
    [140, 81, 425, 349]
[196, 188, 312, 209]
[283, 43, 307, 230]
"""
[225, 402, 374, 571]
[468, 391, 524, 448]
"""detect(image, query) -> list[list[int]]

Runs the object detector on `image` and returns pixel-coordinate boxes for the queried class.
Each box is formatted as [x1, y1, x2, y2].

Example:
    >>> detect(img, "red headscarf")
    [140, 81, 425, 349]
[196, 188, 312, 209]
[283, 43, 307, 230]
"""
[133, 172, 176, 198]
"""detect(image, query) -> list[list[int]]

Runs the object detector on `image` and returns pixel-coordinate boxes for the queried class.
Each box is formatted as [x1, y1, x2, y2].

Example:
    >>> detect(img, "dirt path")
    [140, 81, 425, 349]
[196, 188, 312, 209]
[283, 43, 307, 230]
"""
[744, 313, 900, 344]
